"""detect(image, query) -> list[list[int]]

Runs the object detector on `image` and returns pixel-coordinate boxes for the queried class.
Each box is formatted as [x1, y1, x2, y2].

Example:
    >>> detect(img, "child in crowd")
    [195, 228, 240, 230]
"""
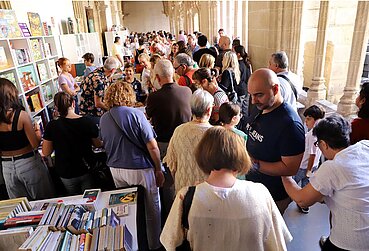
[294, 105, 325, 213]
[123, 62, 147, 104]
[82, 53, 97, 77]
[219, 102, 247, 180]
[219, 102, 247, 142]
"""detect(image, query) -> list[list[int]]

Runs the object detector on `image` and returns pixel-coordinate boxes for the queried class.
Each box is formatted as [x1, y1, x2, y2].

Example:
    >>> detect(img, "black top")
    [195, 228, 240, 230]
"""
[134, 48, 145, 64]
[43, 116, 99, 179]
[245, 103, 305, 201]
[0, 109, 29, 151]
[237, 60, 251, 96]
[124, 77, 147, 103]
[146, 83, 192, 142]
[193, 48, 218, 64]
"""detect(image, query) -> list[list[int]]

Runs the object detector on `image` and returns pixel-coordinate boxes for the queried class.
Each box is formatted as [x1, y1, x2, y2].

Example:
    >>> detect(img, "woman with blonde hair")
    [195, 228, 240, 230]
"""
[161, 126, 292, 251]
[219, 51, 241, 103]
[100, 81, 164, 250]
[198, 53, 215, 69]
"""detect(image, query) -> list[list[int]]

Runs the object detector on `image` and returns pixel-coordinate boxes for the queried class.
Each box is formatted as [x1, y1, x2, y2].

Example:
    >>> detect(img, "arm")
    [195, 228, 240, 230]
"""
[42, 140, 53, 156]
[306, 154, 316, 172]
[116, 54, 124, 66]
[22, 111, 41, 149]
[281, 176, 324, 208]
[60, 83, 76, 96]
[92, 138, 103, 148]
[94, 95, 108, 110]
[258, 153, 303, 176]
[146, 139, 164, 187]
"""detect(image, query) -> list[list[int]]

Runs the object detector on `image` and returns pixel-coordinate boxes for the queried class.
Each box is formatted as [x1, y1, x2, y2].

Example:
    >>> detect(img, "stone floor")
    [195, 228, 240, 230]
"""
[284, 202, 331, 251]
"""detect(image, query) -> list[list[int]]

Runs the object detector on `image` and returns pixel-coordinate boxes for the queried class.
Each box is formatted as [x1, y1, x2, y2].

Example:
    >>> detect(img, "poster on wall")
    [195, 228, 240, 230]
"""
[27, 12, 43, 36]
[0, 9, 23, 38]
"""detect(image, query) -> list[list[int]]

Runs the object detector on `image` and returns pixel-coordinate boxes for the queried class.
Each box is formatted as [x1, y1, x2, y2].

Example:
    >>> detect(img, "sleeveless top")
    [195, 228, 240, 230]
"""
[0, 109, 30, 151]
[134, 48, 145, 64]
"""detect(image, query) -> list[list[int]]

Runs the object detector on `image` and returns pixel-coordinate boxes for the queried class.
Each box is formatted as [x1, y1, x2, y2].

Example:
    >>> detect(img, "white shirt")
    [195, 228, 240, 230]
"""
[277, 71, 303, 112]
[310, 140, 369, 250]
[299, 129, 321, 170]
[160, 180, 292, 251]
[141, 68, 150, 93]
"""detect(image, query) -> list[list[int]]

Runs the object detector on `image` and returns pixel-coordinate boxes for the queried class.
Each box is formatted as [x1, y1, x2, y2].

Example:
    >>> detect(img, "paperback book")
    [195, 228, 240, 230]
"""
[109, 191, 137, 206]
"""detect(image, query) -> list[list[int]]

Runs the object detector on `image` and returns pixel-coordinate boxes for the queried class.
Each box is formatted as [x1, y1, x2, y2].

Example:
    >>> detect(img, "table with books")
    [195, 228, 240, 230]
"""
[0, 186, 147, 251]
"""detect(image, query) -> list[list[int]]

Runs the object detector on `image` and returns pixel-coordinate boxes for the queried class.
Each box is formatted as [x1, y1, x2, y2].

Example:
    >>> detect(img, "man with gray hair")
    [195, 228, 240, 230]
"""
[80, 56, 119, 124]
[268, 51, 303, 112]
[146, 59, 192, 224]
[173, 53, 196, 91]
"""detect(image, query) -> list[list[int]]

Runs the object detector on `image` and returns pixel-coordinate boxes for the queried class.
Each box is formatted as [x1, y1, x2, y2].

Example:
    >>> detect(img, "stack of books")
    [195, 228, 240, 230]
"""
[3, 210, 44, 228]
[0, 197, 31, 229]
[18, 224, 131, 251]
[38, 203, 120, 235]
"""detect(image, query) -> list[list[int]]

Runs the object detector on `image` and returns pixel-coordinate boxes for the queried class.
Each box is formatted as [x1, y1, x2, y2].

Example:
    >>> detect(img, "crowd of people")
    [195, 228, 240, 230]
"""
[0, 27, 369, 251]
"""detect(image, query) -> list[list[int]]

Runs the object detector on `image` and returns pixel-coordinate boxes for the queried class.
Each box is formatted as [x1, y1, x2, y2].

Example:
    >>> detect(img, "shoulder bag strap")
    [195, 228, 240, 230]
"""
[182, 186, 196, 229]
[278, 74, 298, 100]
[227, 69, 235, 93]
[109, 111, 148, 155]
[12, 108, 22, 131]
[183, 75, 191, 87]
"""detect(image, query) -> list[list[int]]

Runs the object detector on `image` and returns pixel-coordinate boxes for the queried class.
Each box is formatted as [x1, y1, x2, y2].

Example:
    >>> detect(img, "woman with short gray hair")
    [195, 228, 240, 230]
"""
[163, 89, 214, 193]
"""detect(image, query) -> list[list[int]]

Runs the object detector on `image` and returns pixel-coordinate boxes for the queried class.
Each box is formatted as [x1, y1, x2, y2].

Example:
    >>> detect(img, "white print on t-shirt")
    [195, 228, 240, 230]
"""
[246, 123, 263, 142]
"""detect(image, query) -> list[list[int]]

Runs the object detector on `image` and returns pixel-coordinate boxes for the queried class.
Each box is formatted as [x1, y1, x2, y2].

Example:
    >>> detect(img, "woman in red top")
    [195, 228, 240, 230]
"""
[351, 81, 369, 144]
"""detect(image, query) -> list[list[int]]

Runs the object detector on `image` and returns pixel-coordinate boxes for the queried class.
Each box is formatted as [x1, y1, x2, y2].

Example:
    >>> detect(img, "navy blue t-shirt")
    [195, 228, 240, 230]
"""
[245, 102, 305, 201]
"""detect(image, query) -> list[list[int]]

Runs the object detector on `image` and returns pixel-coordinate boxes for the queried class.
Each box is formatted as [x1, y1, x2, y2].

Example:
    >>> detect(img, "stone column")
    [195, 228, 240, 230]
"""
[337, 1, 369, 117]
[242, 0, 248, 48]
[307, 0, 330, 106]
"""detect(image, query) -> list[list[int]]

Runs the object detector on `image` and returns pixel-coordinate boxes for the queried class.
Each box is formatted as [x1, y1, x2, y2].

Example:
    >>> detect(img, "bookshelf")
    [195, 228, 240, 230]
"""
[0, 35, 61, 125]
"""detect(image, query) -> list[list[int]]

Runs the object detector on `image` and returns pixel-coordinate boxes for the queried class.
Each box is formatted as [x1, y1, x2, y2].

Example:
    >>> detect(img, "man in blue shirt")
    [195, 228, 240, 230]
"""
[245, 68, 305, 214]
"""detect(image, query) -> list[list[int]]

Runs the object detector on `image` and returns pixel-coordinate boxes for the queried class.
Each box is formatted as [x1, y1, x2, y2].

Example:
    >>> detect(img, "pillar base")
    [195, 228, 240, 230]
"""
[337, 86, 359, 117]
[307, 77, 327, 106]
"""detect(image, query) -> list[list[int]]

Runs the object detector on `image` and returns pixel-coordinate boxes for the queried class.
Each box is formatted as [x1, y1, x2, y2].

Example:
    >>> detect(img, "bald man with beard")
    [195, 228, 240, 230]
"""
[244, 68, 305, 214]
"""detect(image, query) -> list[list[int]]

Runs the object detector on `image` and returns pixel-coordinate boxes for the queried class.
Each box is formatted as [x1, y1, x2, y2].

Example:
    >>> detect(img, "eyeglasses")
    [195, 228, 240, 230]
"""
[174, 64, 183, 70]
[314, 140, 321, 147]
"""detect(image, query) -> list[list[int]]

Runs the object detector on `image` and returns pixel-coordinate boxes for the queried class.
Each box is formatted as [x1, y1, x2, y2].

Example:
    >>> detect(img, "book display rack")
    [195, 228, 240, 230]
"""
[0, 187, 144, 251]
[0, 34, 61, 125]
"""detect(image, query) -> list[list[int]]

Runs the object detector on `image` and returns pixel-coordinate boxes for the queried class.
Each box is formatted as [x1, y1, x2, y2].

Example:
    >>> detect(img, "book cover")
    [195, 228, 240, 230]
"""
[44, 43, 51, 57]
[83, 189, 101, 203]
[18, 23, 31, 37]
[27, 12, 42, 36]
[18, 64, 38, 91]
[37, 63, 48, 82]
[0, 47, 8, 70]
[30, 93, 43, 112]
[30, 39, 42, 61]
[42, 22, 49, 36]
[15, 49, 31, 65]
[67, 205, 86, 234]
[0, 72, 16, 85]
[0, 10, 22, 38]
[48, 60, 58, 78]
[109, 191, 137, 206]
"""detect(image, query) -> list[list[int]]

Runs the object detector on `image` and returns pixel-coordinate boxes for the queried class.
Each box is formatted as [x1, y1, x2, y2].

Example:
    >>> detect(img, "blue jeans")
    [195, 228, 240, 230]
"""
[293, 167, 317, 188]
[2, 153, 55, 200]
[60, 173, 94, 196]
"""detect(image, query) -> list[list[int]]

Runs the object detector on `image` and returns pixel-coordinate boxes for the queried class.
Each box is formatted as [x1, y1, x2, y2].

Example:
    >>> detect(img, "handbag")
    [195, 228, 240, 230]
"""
[83, 150, 115, 191]
[176, 186, 196, 251]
